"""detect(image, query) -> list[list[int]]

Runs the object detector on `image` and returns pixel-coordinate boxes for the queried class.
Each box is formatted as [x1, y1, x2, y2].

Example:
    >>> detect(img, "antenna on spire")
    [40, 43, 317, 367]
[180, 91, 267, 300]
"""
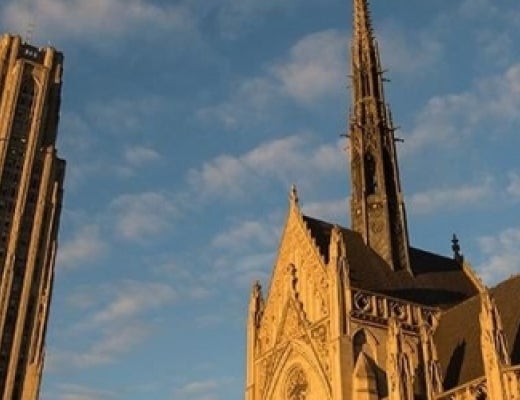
[24, 20, 36, 44]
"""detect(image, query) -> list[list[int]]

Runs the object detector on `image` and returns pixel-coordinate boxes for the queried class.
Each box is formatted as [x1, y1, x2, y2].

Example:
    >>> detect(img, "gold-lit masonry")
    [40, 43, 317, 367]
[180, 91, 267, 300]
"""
[0, 34, 65, 400]
[245, 1, 520, 399]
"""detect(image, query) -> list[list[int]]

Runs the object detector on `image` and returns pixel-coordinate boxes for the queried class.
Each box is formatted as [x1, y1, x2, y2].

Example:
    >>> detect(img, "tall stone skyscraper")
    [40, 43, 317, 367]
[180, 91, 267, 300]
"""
[0, 34, 65, 399]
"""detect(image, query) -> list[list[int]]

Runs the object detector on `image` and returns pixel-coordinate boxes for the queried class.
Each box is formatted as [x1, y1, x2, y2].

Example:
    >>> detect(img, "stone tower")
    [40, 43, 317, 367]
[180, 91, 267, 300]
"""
[0, 34, 65, 400]
[349, 0, 410, 271]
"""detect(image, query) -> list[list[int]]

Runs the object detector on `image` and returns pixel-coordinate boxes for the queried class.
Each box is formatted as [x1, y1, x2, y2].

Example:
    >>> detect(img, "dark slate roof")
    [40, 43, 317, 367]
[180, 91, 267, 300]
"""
[302, 215, 479, 308]
[434, 276, 520, 390]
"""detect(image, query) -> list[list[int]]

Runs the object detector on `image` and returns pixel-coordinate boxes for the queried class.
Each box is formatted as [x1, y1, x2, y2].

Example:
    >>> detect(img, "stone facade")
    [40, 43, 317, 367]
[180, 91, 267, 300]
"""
[245, 1, 520, 400]
[0, 34, 65, 399]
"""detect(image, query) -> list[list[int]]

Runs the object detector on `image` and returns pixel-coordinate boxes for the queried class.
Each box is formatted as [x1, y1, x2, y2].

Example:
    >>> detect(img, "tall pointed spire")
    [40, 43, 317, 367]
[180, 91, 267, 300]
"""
[352, 0, 375, 50]
[349, 0, 410, 271]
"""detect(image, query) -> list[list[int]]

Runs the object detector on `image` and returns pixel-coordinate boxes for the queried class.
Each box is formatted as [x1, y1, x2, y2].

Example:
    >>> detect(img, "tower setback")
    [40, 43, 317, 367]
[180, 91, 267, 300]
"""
[0, 34, 65, 400]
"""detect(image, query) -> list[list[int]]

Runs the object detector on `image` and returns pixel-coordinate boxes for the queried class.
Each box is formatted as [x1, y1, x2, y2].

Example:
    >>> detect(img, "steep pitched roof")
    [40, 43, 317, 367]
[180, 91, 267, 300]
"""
[434, 275, 520, 390]
[302, 215, 479, 308]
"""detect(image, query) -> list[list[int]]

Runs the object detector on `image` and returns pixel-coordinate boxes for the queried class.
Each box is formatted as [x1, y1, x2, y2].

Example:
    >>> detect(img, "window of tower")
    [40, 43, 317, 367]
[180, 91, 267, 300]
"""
[362, 71, 370, 96]
[353, 329, 368, 362]
[364, 153, 377, 195]
[286, 366, 308, 400]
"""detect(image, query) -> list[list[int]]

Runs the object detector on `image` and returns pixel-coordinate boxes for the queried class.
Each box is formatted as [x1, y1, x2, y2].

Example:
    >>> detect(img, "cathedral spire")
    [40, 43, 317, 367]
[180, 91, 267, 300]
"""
[349, 0, 410, 271]
[352, 0, 374, 49]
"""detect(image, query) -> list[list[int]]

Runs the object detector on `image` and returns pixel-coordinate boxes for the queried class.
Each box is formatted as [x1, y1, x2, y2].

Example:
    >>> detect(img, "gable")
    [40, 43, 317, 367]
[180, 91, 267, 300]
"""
[257, 201, 330, 357]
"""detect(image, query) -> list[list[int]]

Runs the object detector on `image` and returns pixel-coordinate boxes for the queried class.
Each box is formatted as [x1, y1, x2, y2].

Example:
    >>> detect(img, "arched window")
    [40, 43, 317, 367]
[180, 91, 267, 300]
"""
[352, 153, 362, 199]
[364, 153, 377, 195]
[286, 366, 308, 400]
[353, 328, 377, 363]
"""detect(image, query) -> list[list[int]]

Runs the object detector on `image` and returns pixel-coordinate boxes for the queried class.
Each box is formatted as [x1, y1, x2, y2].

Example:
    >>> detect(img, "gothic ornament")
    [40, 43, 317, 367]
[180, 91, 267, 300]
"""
[286, 367, 308, 400]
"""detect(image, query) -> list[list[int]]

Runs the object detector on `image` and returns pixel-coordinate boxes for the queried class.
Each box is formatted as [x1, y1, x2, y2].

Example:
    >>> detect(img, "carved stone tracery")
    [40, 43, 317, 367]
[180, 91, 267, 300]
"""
[351, 288, 439, 332]
[286, 367, 308, 400]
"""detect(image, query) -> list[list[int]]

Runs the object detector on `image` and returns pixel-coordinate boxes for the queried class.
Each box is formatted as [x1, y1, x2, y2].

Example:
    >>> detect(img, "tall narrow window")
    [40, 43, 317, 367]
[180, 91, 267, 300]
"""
[364, 153, 377, 195]
[286, 367, 308, 400]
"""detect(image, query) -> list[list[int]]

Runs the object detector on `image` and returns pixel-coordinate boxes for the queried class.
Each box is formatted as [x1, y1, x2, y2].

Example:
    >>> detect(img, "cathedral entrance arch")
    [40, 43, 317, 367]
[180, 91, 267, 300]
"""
[262, 339, 332, 400]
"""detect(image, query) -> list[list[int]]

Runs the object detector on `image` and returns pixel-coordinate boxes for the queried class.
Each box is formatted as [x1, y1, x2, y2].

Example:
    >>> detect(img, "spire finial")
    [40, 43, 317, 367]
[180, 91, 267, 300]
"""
[353, 0, 374, 44]
[452, 234, 463, 263]
[289, 184, 299, 205]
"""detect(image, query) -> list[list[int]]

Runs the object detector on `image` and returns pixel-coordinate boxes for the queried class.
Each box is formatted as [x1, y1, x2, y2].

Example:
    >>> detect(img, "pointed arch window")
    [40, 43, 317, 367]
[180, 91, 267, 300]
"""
[353, 328, 378, 363]
[286, 366, 308, 400]
[364, 152, 377, 195]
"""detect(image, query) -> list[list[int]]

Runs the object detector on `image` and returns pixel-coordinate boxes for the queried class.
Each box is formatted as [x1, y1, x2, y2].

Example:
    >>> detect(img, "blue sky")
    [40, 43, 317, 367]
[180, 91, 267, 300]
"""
[1, 0, 520, 399]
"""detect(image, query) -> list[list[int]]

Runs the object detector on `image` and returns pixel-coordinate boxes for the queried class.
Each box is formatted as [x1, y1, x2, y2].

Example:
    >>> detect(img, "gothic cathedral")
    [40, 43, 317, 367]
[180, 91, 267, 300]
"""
[245, 1, 520, 399]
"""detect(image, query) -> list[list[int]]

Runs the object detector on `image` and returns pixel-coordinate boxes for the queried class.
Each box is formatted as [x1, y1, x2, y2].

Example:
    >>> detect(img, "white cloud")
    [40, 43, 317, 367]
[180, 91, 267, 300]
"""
[477, 227, 520, 285]
[82, 323, 152, 365]
[272, 29, 346, 103]
[402, 63, 520, 157]
[90, 281, 176, 325]
[198, 29, 346, 128]
[212, 220, 278, 250]
[57, 225, 106, 269]
[301, 197, 348, 224]
[1, 0, 193, 43]
[176, 379, 219, 396]
[45, 383, 117, 400]
[49, 322, 153, 369]
[187, 286, 214, 300]
[188, 135, 343, 199]
[64, 280, 177, 338]
[408, 180, 492, 215]
[110, 192, 177, 240]
[507, 171, 520, 199]
[401, 92, 477, 157]
[378, 24, 442, 75]
[50, 280, 177, 370]
[86, 97, 168, 136]
[195, 314, 224, 328]
[59, 112, 94, 153]
[124, 146, 161, 167]
[184, 0, 304, 39]
[174, 378, 231, 400]
[458, 0, 498, 19]
[196, 77, 280, 130]
[213, 251, 274, 289]
[477, 30, 514, 67]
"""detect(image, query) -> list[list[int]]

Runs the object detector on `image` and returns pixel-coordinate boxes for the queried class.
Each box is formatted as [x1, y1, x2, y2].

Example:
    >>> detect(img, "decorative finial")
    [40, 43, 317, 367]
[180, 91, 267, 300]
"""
[452, 234, 463, 263]
[289, 184, 299, 205]
[353, 0, 375, 43]
[250, 281, 264, 328]
[252, 280, 262, 296]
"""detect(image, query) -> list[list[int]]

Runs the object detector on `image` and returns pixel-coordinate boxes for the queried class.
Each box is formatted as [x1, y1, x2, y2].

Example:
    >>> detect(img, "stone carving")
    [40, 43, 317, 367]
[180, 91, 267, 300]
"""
[387, 318, 414, 400]
[470, 381, 487, 398]
[278, 301, 306, 344]
[420, 322, 443, 398]
[311, 324, 330, 379]
[257, 206, 331, 357]
[286, 367, 308, 400]
[351, 288, 439, 331]
[479, 291, 509, 400]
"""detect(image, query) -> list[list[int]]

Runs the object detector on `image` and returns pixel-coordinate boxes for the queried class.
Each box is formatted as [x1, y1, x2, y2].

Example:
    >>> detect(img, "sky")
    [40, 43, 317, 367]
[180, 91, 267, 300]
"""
[1, 0, 520, 399]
